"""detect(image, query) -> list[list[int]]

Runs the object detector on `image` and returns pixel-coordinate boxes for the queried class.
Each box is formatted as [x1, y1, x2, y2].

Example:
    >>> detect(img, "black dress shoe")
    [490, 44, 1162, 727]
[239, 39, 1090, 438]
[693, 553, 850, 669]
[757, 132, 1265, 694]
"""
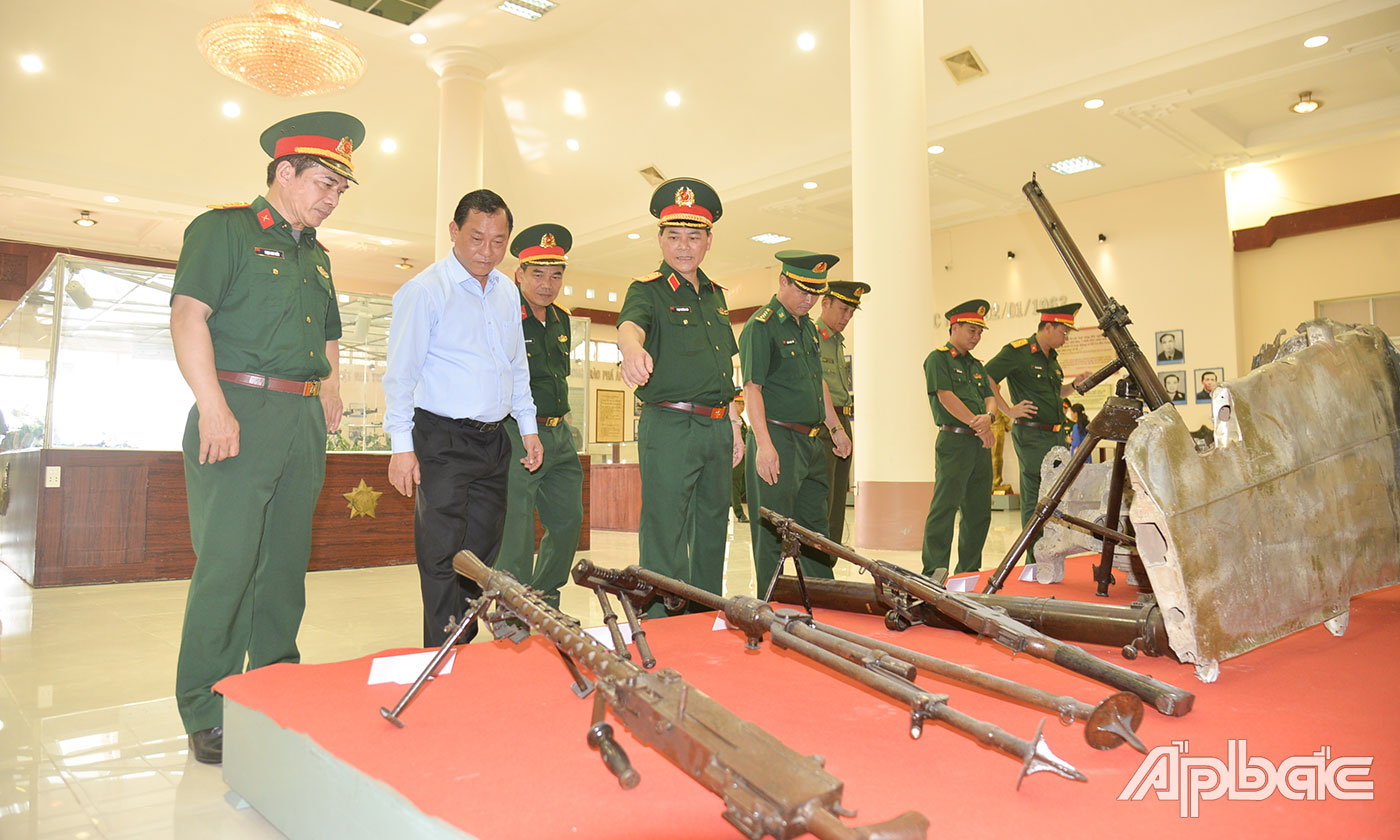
[189, 726, 223, 765]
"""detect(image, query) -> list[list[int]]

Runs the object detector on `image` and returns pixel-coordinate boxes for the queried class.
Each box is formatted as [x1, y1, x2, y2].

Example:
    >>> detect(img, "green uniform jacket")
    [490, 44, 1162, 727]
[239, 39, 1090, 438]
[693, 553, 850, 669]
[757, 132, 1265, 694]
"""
[617, 262, 738, 405]
[985, 336, 1065, 428]
[818, 324, 849, 408]
[739, 296, 824, 424]
[519, 290, 571, 417]
[924, 344, 993, 427]
[171, 196, 342, 377]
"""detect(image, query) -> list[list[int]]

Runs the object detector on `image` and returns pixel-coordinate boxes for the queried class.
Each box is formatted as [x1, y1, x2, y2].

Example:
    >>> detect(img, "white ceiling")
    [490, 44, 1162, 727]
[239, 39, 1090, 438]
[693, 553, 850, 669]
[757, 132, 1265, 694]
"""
[2, 0, 1398, 311]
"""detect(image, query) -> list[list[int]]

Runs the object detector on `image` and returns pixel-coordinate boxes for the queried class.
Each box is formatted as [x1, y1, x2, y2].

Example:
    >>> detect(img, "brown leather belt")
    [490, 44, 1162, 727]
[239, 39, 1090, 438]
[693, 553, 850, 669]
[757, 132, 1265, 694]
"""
[769, 419, 821, 438]
[836, 405, 854, 418]
[1014, 418, 1062, 432]
[538, 416, 564, 427]
[938, 424, 978, 437]
[650, 400, 729, 420]
[217, 370, 321, 397]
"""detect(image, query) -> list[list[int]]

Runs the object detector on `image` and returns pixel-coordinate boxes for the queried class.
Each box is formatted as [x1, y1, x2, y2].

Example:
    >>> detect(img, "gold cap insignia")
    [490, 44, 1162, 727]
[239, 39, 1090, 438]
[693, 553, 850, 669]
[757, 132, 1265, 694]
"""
[676, 186, 695, 206]
[335, 136, 354, 157]
[814, 262, 828, 273]
[978, 305, 987, 315]
[541, 233, 556, 248]
[854, 288, 863, 298]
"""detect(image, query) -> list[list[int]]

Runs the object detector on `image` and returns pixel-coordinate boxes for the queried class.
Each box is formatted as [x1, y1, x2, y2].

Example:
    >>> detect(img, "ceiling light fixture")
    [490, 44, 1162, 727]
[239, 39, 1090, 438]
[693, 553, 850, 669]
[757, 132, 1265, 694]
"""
[222, 101, 241, 118]
[380, 138, 398, 153]
[627, 233, 641, 240]
[20, 55, 44, 73]
[608, 292, 618, 303]
[379, 238, 392, 246]
[1047, 155, 1102, 175]
[1098, 233, 1107, 243]
[585, 289, 596, 299]
[395, 258, 413, 270]
[1291, 91, 1321, 114]
[103, 195, 120, 204]
[797, 33, 816, 51]
[499, 0, 556, 21]
[1303, 35, 1329, 49]
[74, 211, 97, 228]
[566, 138, 579, 151]
[562, 285, 573, 296]
[1083, 98, 1105, 110]
[1007, 251, 1015, 260]
[198, 0, 366, 98]
[802, 181, 818, 190]
[751, 233, 791, 245]
[927, 144, 945, 155]
[664, 90, 681, 107]
[409, 33, 428, 45]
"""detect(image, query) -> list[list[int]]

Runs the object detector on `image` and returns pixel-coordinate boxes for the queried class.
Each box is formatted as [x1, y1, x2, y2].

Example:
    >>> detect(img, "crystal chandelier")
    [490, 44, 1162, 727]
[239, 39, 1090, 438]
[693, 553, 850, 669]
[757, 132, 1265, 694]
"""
[197, 1, 366, 98]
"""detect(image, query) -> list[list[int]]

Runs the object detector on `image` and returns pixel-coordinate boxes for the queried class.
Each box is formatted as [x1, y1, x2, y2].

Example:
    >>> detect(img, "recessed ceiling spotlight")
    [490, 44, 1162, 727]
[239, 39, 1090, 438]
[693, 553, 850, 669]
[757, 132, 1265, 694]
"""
[1047, 155, 1102, 175]
[74, 211, 97, 228]
[563, 89, 585, 117]
[1291, 91, 1322, 114]
[103, 195, 120, 203]
[566, 138, 580, 151]
[585, 288, 596, 299]
[395, 257, 413, 270]
[562, 285, 573, 296]
[927, 144, 945, 155]
[379, 238, 393, 246]
[664, 90, 681, 107]
[380, 138, 398, 153]
[409, 32, 428, 45]
[803, 181, 818, 190]
[607, 291, 618, 303]
[797, 33, 816, 51]
[20, 55, 43, 73]
[627, 233, 641, 240]
[222, 101, 241, 118]
[1083, 98, 1105, 110]
[1303, 35, 1329, 48]
[750, 233, 791, 245]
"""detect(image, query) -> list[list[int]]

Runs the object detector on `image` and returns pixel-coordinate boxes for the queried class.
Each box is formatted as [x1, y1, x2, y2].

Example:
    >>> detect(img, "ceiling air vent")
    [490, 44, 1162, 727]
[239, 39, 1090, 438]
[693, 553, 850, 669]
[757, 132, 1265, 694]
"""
[941, 47, 988, 84]
[638, 165, 667, 187]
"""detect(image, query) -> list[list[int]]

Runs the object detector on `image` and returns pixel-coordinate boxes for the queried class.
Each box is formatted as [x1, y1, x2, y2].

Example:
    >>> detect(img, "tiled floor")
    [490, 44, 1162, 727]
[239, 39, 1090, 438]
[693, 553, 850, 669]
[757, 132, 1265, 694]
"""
[0, 509, 1029, 839]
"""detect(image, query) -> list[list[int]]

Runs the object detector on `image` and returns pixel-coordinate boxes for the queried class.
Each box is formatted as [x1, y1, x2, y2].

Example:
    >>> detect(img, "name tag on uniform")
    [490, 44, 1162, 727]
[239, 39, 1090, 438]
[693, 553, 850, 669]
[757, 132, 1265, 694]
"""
[524, 338, 535, 344]
[782, 338, 796, 345]
[670, 306, 692, 313]
[253, 247, 284, 259]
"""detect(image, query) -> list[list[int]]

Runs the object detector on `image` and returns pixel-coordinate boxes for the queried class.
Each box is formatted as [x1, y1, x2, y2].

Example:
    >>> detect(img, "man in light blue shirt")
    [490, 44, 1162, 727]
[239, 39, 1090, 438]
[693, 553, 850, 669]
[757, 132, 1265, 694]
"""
[384, 189, 543, 646]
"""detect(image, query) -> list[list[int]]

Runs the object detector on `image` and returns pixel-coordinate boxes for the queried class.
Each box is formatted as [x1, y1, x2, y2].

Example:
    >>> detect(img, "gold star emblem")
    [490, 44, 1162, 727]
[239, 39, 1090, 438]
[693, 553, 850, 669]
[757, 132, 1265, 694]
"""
[343, 479, 383, 519]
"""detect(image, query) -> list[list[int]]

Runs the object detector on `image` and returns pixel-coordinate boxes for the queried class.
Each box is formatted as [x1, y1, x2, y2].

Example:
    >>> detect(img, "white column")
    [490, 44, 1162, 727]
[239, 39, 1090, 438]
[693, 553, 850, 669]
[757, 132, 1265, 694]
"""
[850, 0, 936, 549]
[428, 47, 496, 260]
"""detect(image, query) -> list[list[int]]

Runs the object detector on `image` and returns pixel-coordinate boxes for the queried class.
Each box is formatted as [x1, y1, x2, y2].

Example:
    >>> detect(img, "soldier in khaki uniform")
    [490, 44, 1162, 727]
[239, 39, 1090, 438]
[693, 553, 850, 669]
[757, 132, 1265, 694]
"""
[741, 251, 852, 591]
[496, 223, 584, 608]
[816, 279, 869, 545]
[920, 300, 1031, 576]
[985, 303, 1090, 564]
[618, 179, 743, 609]
[170, 111, 363, 764]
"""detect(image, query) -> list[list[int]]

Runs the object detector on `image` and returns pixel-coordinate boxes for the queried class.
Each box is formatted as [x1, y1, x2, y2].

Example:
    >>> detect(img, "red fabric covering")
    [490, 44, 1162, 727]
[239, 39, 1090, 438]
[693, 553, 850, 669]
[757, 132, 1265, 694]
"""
[217, 559, 1400, 838]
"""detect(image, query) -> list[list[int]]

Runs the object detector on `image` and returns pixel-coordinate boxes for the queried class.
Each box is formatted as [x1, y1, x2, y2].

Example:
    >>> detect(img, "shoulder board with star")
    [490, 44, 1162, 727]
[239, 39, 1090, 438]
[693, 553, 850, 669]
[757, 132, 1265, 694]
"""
[754, 306, 773, 323]
[634, 271, 663, 283]
[206, 201, 251, 210]
[1010, 338, 1030, 348]
[934, 346, 950, 353]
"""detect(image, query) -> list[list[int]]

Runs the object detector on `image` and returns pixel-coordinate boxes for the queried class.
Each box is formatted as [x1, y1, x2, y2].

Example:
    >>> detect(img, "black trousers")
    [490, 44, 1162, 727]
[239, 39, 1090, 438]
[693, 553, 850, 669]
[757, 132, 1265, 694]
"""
[412, 408, 511, 647]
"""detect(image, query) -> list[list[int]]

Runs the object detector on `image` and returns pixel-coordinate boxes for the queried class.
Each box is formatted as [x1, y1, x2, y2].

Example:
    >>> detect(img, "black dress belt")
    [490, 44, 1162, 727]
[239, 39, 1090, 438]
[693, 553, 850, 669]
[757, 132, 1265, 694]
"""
[1014, 418, 1062, 432]
[938, 424, 978, 437]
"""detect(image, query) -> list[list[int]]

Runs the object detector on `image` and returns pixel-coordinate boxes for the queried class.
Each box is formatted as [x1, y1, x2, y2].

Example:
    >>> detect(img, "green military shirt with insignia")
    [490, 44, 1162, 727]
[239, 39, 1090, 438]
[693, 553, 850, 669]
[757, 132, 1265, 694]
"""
[985, 335, 1065, 427]
[617, 261, 738, 405]
[817, 324, 849, 408]
[171, 196, 341, 380]
[924, 343, 993, 428]
[519, 290, 572, 417]
[739, 296, 824, 424]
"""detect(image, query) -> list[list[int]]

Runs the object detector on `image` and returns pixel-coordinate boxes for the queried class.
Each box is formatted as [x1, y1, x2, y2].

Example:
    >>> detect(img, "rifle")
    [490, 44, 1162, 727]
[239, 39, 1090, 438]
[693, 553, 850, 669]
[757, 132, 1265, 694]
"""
[384, 551, 929, 840]
[760, 508, 1194, 717]
[575, 559, 1144, 762]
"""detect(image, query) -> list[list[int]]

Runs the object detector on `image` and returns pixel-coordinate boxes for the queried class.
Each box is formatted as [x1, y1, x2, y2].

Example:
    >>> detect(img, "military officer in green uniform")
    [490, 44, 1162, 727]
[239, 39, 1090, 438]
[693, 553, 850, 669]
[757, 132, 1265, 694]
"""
[921, 300, 1031, 576]
[985, 303, 1090, 564]
[816, 279, 869, 545]
[741, 251, 852, 592]
[495, 223, 584, 608]
[170, 111, 363, 764]
[618, 178, 744, 610]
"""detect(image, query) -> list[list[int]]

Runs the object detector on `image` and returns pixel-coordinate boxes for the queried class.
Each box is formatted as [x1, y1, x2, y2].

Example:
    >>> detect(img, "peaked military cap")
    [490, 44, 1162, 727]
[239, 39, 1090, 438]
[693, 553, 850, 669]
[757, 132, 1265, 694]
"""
[946, 299, 990, 328]
[826, 280, 870, 308]
[1038, 302, 1082, 330]
[511, 223, 572, 266]
[650, 177, 722, 229]
[260, 111, 365, 184]
[775, 250, 838, 294]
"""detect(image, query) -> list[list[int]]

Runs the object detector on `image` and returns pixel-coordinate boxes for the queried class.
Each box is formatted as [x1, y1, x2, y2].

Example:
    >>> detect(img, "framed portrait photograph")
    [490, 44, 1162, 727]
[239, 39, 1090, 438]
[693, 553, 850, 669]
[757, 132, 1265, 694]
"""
[1194, 367, 1224, 403]
[1154, 329, 1185, 365]
[1158, 369, 1188, 405]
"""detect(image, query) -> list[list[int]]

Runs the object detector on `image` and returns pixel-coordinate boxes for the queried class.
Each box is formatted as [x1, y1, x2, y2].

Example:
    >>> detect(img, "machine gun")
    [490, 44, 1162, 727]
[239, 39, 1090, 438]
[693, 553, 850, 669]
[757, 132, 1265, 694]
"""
[380, 551, 929, 840]
[760, 509, 1194, 717]
[574, 559, 1145, 764]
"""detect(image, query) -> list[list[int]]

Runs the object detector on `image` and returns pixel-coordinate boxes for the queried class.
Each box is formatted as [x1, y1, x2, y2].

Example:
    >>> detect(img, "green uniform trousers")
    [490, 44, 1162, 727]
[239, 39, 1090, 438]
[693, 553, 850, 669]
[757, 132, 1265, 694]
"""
[176, 383, 326, 733]
[1013, 426, 1060, 562]
[820, 414, 853, 545]
[748, 424, 834, 592]
[496, 418, 584, 608]
[921, 430, 992, 576]
[637, 404, 733, 614]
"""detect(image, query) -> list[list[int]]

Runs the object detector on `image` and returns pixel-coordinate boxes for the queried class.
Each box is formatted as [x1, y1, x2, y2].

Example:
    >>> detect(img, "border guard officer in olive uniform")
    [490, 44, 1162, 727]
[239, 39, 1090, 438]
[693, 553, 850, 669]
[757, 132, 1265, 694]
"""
[741, 251, 852, 591]
[816, 279, 869, 545]
[496, 224, 584, 608]
[170, 111, 363, 764]
[618, 178, 744, 609]
[921, 300, 1031, 576]
[985, 303, 1090, 564]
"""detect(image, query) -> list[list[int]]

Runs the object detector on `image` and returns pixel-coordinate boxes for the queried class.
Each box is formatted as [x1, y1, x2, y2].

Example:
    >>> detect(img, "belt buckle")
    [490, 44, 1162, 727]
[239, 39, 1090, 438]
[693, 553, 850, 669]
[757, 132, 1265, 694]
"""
[708, 406, 725, 419]
[302, 380, 320, 397]
[807, 426, 820, 438]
